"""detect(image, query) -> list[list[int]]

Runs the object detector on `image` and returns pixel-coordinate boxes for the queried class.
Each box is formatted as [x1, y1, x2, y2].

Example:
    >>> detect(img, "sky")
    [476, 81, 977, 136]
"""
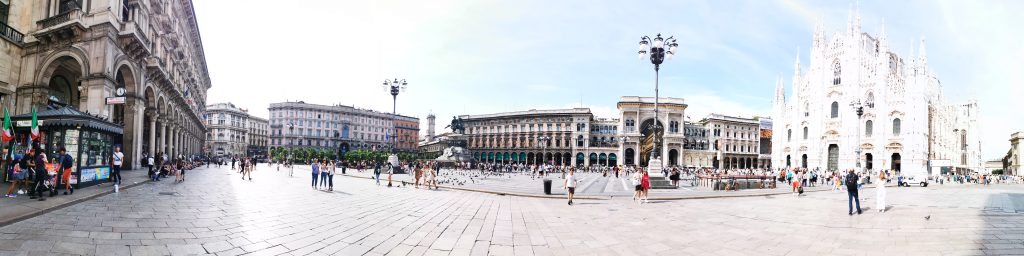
[193, 0, 1024, 160]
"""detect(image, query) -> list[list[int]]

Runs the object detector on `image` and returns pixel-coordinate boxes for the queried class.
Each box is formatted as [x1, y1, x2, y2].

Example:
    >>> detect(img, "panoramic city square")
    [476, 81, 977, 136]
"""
[0, 0, 1022, 255]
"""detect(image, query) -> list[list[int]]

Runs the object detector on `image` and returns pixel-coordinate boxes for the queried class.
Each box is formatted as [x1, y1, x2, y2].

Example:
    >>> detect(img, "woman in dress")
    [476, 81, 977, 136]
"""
[877, 170, 887, 213]
[641, 169, 651, 204]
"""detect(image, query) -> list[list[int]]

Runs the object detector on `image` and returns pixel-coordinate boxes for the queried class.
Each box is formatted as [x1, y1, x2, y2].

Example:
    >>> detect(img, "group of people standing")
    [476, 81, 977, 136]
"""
[310, 160, 340, 191]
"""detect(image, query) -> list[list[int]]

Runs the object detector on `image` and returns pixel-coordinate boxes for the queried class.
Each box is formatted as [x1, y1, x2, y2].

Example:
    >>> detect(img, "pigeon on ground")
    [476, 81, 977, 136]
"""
[924, 215, 930, 221]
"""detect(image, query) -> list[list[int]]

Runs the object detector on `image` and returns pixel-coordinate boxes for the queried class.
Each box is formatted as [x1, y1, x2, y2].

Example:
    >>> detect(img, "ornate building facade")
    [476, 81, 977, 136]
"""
[772, 11, 982, 177]
[268, 101, 419, 154]
[617, 96, 685, 167]
[246, 116, 268, 159]
[0, 0, 210, 169]
[205, 103, 248, 158]
[462, 108, 596, 166]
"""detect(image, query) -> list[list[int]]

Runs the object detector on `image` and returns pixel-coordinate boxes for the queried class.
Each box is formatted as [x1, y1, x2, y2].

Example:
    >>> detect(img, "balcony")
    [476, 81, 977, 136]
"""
[0, 22, 24, 45]
[34, 9, 86, 43]
[119, 21, 152, 55]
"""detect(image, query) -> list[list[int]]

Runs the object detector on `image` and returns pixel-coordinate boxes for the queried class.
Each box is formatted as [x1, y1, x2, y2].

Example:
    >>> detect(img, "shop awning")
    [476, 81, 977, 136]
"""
[12, 106, 123, 134]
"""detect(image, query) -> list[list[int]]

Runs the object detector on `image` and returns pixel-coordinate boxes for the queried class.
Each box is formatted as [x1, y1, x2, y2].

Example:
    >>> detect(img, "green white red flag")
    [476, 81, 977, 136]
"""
[1, 108, 11, 142]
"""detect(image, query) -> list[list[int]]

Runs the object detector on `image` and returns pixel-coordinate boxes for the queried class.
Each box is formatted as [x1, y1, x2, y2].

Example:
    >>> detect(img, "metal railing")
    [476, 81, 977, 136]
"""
[0, 22, 24, 45]
[37, 9, 81, 30]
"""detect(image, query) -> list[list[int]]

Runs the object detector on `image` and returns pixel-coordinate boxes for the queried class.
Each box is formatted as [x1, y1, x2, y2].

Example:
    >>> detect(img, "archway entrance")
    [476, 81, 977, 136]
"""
[609, 153, 617, 166]
[827, 144, 839, 171]
[638, 119, 664, 167]
[865, 153, 873, 170]
[668, 149, 678, 166]
[785, 155, 791, 167]
[624, 148, 635, 166]
[575, 152, 584, 166]
[801, 154, 807, 168]
[589, 153, 597, 166]
[891, 153, 901, 173]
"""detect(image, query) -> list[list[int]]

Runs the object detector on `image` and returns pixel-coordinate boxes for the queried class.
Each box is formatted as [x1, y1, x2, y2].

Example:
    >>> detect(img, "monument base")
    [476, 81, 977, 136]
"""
[647, 158, 676, 189]
[388, 154, 405, 174]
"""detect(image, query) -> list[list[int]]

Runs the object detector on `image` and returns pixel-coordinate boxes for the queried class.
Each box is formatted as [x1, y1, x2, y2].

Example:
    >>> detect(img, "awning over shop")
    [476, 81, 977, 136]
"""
[11, 106, 123, 134]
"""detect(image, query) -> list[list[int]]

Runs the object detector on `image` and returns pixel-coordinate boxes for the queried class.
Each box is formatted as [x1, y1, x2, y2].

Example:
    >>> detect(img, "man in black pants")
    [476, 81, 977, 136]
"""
[30, 147, 49, 201]
[846, 170, 862, 215]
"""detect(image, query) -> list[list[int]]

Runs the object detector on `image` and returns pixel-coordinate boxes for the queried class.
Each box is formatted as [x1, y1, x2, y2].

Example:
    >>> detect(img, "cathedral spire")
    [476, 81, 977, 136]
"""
[813, 15, 825, 47]
[854, 1, 862, 34]
[918, 36, 928, 65]
[878, 19, 888, 53]
[774, 75, 785, 105]
[847, 3, 854, 36]
[794, 48, 801, 76]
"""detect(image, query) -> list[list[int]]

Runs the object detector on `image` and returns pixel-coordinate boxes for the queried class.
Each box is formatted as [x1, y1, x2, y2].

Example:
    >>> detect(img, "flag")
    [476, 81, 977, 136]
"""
[1, 108, 12, 142]
[30, 107, 39, 140]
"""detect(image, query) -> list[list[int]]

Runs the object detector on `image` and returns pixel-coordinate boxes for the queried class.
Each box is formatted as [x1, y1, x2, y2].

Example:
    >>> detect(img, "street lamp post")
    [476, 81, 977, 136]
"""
[851, 100, 873, 176]
[539, 135, 551, 166]
[638, 33, 678, 176]
[382, 79, 407, 171]
[383, 78, 407, 154]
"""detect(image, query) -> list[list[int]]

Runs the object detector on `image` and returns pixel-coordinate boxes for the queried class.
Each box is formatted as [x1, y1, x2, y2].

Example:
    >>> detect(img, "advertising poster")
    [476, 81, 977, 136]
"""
[80, 168, 96, 182]
[95, 167, 110, 180]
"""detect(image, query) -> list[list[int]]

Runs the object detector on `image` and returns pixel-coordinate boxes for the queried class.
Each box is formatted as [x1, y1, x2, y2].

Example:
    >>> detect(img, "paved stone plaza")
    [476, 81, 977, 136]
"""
[0, 165, 1022, 256]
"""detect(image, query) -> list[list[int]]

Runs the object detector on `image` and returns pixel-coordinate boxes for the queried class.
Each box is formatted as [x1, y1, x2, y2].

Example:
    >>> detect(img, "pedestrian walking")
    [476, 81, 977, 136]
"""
[846, 169, 862, 215]
[641, 169, 651, 203]
[374, 162, 382, 186]
[29, 147, 50, 201]
[876, 171, 888, 213]
[327, 160, 336, 191]
[241, 158, 253, 180]
[564, 168, 578, 206]
[631, 167, 641, 202]
[311, 161, 320, 189]
[387, 163, 394, 187]
[56, 147, 74, 195]
[111, 146, 124, 188]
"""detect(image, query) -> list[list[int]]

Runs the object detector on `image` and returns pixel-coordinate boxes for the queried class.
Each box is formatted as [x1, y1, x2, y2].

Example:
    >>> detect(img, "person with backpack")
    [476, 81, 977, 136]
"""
[373, 162, 382, 186]
[846, 169, 862, 215]
[56, 147, 74, 195]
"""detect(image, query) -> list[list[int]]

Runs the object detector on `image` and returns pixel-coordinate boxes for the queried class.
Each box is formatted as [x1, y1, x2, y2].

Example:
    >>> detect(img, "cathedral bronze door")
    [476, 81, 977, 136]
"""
[827, 144, 839, 171]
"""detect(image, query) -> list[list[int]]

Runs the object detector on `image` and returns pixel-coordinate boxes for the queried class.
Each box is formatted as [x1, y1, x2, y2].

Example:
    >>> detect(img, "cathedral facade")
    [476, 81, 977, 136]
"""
[772, 12, 982, 177]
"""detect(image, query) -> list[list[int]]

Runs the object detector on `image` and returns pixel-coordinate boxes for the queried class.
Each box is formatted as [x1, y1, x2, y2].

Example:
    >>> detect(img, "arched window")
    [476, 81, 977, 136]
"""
[804, 102, 809, 117]
[787, 129, 792, 142]
[830, 101, 839, 118]
[866, 92, 875, 108]
[893, 118, 901, 135]
[865, 120, 873, 137]
[803, 127, 808, 140]
[833, 60, 841, 85]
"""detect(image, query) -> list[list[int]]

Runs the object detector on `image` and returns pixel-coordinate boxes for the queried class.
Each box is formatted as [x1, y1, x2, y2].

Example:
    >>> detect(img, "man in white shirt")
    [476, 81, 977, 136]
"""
[564, 168, 578, 206]
[112, 146, 124, 186]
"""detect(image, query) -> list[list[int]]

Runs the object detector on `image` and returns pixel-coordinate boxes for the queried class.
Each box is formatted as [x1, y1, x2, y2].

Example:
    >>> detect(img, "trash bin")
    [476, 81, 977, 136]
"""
[543, 179, 552, 195]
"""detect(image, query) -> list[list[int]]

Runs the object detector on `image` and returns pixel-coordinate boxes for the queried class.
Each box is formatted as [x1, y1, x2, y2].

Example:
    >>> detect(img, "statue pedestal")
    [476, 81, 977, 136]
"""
[647, 158, 664, 177]
[647, 158, 675, 189]
[388, 154, 404, 174]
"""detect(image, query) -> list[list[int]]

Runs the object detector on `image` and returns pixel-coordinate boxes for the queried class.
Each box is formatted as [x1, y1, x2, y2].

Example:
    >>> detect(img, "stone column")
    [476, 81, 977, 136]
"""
[148, 115, 157, 156]
[129, 101, 146, 170]
[168, 126, 176, 160]
[159, 122, 167, 156]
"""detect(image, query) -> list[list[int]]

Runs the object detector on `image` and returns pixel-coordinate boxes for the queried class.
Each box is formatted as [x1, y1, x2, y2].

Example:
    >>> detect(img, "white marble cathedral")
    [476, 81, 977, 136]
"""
[772, 10, 982, 177]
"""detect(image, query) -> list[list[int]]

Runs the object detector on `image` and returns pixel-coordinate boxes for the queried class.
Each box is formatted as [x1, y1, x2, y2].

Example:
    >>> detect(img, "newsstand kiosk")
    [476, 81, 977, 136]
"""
[12, 106, 123, 189]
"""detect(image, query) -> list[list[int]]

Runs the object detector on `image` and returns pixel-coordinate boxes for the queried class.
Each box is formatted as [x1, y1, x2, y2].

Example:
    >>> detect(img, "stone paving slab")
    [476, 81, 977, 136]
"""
[0, 164, 1019, 255]
[0, 169, 150, 227]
